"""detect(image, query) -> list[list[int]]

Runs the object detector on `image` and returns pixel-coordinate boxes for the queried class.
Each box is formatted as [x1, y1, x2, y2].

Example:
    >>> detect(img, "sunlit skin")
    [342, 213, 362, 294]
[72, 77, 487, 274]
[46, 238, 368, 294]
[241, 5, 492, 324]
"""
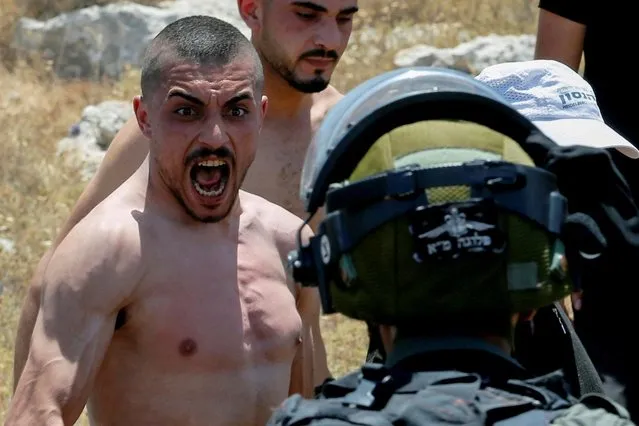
[12, 0, 358, 396]
[5, 55, 324, 426]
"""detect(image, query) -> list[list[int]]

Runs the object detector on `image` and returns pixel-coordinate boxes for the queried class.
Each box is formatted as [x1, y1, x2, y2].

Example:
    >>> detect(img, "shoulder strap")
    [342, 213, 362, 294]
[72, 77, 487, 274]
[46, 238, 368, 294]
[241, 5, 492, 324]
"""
[337, 363, 411, 409]
[551, 301, 605, 397]
[318, 369, 364, 399]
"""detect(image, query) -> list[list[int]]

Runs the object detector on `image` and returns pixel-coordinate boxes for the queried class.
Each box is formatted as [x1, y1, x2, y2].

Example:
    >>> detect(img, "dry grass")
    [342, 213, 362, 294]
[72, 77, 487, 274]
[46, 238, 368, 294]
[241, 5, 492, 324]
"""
[0, 0, 538, 423]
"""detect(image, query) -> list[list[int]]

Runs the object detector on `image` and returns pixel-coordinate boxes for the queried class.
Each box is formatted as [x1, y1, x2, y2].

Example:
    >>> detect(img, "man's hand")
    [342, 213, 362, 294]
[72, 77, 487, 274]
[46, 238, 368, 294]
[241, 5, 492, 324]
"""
[523, 131, 639, 292]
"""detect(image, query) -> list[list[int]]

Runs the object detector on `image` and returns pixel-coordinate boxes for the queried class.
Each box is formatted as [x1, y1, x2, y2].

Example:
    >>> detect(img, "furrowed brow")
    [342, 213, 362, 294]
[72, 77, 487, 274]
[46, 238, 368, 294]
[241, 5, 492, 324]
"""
[291, 1, 327, 13]
[167, 90, 205, 106]
[339, 6, 358, 15]
[224, 92, 254, 107]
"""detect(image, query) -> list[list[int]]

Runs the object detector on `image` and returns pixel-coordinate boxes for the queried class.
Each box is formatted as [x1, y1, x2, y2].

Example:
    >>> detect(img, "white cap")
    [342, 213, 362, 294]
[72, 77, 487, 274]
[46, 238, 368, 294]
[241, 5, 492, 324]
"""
[476, 60, 639, 159]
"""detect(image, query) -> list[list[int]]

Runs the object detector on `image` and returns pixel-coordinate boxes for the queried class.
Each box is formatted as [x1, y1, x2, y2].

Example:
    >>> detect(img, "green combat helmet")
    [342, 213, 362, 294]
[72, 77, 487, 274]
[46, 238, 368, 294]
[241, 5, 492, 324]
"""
[288, 67, 573, 326]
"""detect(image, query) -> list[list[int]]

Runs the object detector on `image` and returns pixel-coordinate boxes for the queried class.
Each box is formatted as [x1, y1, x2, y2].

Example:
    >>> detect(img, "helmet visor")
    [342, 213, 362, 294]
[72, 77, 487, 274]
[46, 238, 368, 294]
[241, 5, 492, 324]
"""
[299, 67, 510, 211]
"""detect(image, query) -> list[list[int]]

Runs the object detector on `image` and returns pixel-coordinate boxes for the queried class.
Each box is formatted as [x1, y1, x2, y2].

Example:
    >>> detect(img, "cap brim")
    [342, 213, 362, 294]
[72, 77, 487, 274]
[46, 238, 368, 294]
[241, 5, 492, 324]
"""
[533, 118, 639, 159]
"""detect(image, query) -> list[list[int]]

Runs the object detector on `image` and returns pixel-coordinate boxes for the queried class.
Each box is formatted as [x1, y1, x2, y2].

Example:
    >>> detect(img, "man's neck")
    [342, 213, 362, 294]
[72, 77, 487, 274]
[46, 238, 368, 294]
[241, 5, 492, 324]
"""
[262, 62, 314, 120]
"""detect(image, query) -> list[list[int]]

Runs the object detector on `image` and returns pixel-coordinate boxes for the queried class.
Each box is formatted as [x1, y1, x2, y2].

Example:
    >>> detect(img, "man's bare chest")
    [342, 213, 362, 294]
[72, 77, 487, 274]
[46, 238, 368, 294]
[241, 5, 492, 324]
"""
[120, 241, 302, 371]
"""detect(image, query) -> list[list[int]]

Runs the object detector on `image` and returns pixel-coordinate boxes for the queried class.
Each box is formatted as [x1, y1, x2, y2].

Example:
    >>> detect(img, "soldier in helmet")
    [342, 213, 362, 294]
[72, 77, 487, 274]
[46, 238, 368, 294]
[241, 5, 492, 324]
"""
[267, 67, 636, 425]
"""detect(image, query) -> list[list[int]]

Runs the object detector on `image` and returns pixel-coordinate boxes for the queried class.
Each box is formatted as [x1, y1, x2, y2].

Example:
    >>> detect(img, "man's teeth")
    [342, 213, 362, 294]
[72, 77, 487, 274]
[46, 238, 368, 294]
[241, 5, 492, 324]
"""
[198, 159, 226, 167]
[194, 181, 225, 197]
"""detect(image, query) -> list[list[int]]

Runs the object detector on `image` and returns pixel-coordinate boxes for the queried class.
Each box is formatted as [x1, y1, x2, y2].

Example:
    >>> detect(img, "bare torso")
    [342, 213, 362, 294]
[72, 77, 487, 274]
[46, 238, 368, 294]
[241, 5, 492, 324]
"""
[87, 167, 304, 426]
[242, 88, 343, 219]
[12, 86, 338, 423]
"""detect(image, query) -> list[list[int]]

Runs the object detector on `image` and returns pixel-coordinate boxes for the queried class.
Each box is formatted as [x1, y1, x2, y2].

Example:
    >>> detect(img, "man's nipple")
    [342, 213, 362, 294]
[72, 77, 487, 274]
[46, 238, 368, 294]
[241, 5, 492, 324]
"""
[178, 338, 198, 357]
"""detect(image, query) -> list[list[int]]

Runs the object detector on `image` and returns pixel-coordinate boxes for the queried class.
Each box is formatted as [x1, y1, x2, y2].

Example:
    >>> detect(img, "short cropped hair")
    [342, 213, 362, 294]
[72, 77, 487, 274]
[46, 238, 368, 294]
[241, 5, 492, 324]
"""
[140, 15, 264, 99]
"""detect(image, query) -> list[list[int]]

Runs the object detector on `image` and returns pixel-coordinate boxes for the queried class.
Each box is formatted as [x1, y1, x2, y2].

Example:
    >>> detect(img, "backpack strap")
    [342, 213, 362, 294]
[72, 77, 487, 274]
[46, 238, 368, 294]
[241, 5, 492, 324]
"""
[551, 301, 605, 396]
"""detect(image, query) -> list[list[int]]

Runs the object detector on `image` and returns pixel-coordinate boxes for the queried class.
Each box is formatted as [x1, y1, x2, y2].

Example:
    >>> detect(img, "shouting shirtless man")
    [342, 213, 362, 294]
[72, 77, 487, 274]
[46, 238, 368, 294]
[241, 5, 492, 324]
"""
[13, 0, 357, 389]
[6, 16, 323, 426]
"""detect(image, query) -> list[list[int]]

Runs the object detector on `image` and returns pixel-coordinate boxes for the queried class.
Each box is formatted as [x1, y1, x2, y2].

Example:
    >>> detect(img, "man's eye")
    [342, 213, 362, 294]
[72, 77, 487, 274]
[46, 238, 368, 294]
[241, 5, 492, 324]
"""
[175, 107, 196, 116]
[296, 12, 317, 20]
[229, 107, 248, 118]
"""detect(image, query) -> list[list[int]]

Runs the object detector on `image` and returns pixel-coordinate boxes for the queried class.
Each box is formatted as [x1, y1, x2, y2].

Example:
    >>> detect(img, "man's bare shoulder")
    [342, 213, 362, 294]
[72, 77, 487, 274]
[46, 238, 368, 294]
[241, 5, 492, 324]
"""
[312, 85, 344, 120]
[36, 204, 144, 326]
[50, 197, 143, 277]
[239, 190, 310, 253]
[315, 85, 343, 105]
[240, 190, 307, 228]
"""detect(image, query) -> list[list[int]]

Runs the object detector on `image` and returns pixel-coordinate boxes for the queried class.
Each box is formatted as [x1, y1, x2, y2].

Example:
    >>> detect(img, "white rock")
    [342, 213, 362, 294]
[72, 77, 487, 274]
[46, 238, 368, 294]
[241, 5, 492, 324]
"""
[57, 100, 132, 179]
[13, 0, 250, 79]
[0, 237, 15, 254]
[394, 34, 536, 75]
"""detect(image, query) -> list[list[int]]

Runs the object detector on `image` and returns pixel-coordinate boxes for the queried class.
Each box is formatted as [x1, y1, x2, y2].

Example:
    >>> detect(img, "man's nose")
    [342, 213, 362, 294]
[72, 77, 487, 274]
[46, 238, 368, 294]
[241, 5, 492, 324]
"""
[199, 116, 228, 149]
[314, 18, 341, 52]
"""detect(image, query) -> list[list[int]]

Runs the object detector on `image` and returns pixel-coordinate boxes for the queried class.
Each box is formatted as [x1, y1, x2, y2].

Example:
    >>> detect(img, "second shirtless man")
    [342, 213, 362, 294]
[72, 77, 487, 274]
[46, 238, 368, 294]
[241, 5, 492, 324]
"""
[6, 16, 321, 426]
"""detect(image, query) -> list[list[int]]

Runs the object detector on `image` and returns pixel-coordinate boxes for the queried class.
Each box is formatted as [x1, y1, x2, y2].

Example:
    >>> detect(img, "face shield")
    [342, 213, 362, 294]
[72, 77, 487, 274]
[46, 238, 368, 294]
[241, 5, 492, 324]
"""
[300, 67, 524, 214]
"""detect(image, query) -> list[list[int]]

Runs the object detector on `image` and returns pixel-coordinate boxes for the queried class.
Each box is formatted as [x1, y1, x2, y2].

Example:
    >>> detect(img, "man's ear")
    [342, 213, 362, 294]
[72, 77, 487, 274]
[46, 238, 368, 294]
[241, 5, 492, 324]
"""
[238, 0, 262, 32]
[133, 95, 152, 139]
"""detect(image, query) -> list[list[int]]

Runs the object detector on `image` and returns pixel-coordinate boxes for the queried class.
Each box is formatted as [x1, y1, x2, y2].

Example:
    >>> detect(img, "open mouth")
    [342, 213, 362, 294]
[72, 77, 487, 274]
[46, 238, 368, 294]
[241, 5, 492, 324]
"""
[189, 158, 230, 198]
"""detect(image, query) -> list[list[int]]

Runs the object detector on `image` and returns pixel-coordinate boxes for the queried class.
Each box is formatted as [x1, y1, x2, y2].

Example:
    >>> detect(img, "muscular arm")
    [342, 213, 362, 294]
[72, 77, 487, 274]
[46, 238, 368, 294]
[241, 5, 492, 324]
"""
[5, 216, 141, 425]
[12, 116, 148, 391]
[287, 225, 331, 398]
[535, 8, 587, 71]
